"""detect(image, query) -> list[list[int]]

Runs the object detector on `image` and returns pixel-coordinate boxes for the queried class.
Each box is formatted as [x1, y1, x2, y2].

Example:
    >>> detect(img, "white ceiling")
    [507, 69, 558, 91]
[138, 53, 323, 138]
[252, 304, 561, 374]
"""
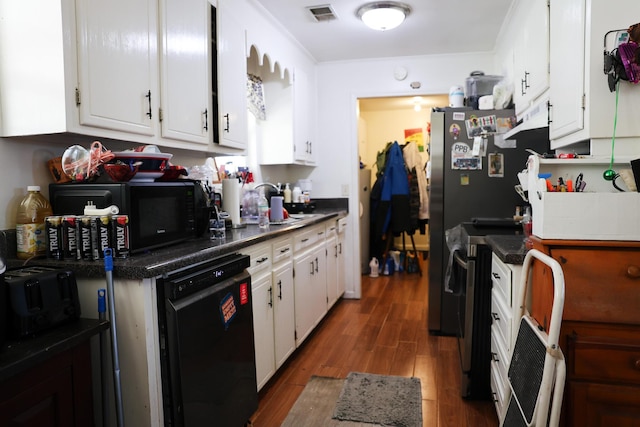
[253, 0, 515, 62]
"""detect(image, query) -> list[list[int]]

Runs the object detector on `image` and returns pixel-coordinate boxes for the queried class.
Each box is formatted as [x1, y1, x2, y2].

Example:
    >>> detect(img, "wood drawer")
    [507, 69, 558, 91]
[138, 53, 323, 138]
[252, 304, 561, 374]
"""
[271, 235, 293, 264]
[491, 253, 513, 307]
[547, 247, 640, 325]
[491, 288, 512, 353]
[241, 242, 272, 277]
[293, 224, 325, 252]
[568, 334, 640, 386]
[568, 381, 640, 427]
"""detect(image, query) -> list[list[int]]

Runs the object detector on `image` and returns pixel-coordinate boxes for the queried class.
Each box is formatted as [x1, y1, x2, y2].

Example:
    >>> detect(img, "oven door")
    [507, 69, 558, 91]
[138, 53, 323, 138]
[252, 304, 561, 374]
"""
[452, 249, 476, 379]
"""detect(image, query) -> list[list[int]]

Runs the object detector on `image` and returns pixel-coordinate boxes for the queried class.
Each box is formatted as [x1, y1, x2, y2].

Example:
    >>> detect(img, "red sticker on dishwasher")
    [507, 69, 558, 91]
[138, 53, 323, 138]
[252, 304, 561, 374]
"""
[239, 282, 249, 305]
[220, 292, 237, 330]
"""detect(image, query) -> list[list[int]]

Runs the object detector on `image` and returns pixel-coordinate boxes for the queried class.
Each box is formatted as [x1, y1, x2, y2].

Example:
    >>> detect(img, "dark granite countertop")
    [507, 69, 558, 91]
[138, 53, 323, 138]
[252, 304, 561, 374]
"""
[0, 318, 109, 382]
[4, 210, 346, 280]
[485, 235, 528, 265]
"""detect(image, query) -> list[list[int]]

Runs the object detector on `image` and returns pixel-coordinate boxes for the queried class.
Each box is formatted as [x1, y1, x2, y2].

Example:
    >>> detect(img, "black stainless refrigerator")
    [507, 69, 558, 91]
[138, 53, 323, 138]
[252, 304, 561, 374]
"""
[427, 108, 548, 335]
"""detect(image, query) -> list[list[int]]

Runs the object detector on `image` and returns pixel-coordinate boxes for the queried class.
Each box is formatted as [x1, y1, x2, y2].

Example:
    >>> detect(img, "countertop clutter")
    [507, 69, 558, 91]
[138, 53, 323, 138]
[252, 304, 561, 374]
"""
[4, 207, 347, 279]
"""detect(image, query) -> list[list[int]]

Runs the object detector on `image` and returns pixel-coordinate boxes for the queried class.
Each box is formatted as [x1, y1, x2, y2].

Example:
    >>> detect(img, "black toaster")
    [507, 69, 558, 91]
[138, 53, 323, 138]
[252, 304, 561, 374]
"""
[3, 266, 81, 338]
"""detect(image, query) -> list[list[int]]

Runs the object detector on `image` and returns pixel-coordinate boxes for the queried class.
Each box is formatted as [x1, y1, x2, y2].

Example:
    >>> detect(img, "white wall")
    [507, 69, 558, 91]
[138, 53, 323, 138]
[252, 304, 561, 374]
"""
[313, 52, 497, 297]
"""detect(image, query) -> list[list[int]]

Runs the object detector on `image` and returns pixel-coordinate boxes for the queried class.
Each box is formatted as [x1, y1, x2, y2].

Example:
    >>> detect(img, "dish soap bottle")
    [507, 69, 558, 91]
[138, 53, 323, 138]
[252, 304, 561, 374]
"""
[292, 186, 302, 204]
[257, 189, 269, 229]
[283, 183, 292, 203]
[16, 185, 53, 260]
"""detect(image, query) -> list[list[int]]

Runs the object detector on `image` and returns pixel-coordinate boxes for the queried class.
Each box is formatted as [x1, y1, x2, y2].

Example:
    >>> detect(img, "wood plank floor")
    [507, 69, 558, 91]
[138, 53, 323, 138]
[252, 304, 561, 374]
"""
[249, 260, 498, 426]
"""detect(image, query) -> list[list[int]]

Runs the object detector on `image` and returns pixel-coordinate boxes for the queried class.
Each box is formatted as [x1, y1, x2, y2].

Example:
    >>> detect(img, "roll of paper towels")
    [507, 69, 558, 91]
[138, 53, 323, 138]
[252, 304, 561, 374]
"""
[222, 179, 241, 227]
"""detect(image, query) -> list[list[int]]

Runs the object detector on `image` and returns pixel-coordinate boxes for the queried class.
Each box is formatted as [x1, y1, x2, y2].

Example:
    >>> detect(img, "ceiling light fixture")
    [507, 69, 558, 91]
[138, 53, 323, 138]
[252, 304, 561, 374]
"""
[356, 2, 411, 31]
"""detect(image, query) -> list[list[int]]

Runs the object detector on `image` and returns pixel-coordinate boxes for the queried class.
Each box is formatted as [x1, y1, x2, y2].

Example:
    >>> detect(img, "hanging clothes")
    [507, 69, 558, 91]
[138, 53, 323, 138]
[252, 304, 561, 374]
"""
[402, 140, 429, 220]
[380, 141, 410, 235]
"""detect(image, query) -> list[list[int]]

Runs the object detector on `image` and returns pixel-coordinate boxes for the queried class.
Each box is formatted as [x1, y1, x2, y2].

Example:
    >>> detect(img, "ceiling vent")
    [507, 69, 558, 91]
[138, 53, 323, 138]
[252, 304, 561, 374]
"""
[307, 4, 338, 22]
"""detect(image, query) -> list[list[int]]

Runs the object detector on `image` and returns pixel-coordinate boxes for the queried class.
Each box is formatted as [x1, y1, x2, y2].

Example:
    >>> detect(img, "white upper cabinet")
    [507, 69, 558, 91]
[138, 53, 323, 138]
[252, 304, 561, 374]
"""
[512, 0, 549, 117]
[549, 0, 640, 150]
[216, 0, 248, 150]
[75, 0, 158, 136]
[293, 67, 317, 165]
[158, 0, 210, 144]
[0, 0, 214, 151]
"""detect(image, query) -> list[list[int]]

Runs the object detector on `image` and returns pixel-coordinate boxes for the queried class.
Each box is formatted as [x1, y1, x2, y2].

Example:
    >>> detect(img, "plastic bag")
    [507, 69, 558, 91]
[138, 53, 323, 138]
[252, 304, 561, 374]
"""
[492, 78, 513, 109]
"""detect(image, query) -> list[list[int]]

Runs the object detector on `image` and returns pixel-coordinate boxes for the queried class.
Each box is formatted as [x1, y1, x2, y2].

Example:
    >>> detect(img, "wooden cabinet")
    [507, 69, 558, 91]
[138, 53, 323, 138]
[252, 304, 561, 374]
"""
[530, 237, 640, 426]
[0, 320, 106, 427]
[292, 67, 316, 165]
[216, 0, 248, 151]
[293, 224, 328, 346]
[158, 0, 210, 145]
[0, 0, 213, 150]
[489, 253, 523, 421]
[549, 0, 640, 149]
[512, 0, 549, 117]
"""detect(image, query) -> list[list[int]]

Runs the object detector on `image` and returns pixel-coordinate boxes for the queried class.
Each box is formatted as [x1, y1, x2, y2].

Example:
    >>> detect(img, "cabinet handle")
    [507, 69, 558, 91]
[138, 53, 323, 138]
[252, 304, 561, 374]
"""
[627, 265, 640, 279]
[309, 141, 312, 154]
[521, 78, 526, 96]
[278, 280, 282, 300]
[339, 242, 342, 254]
[315, 257, 319, 273]
[491, 312, 500, 321]
[492, 272, 500, 280]
[335, 245, 338, 258]
[491, 392, 498, 403]
[491, 352, 499, 362]
[301, 238, 309, 243]
[524, 71, 530, 90]
[310, 261, 315, 275]
[256, 257, 268, 264]
[145, 90, 152, 119]
[280, 248, 290, 254]
[268, 286, 273, 307]
[224, 113, 230, 132]
[203, 108, 208, 131]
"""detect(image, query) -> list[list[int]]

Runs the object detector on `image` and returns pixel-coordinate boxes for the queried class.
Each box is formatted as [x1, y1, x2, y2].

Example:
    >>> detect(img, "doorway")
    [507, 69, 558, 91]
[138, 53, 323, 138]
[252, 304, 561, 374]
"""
[356, 94, 448, 273]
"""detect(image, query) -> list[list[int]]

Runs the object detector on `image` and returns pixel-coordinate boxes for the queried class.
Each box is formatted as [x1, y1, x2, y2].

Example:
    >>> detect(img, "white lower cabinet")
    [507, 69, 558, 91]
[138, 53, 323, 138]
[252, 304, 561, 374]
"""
[325, 222, 338, 309]
[489, 252, 523, 422]
[271, 237, 295, 370]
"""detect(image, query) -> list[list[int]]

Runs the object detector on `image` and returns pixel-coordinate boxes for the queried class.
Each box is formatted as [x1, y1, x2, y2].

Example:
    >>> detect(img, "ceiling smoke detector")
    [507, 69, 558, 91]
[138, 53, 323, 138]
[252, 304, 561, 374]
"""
[307, 4, 338, 22]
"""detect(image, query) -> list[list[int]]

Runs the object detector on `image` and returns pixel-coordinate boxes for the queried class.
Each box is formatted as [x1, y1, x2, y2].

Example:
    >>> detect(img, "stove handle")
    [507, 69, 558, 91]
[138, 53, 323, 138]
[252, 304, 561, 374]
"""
[453, 250, 468, 270]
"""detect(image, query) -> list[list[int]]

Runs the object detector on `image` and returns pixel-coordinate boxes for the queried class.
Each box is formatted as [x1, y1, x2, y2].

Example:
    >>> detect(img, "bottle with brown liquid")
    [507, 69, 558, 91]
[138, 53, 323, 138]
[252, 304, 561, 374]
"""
[16, 186, 53, 259]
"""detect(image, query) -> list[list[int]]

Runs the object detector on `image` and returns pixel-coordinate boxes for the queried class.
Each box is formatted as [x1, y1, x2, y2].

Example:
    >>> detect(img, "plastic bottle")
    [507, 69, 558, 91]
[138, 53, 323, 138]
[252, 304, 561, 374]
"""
[257, 190, 269, 229]
[283, 183, 292, 203]
[16, 186, 53, 259]
[292, 186, 302, 204]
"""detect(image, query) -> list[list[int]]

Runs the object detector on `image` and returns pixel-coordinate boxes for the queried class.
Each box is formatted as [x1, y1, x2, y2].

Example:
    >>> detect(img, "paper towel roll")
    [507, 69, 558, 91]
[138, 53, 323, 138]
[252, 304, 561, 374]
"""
[222, 179, 241, 227]
[270, 196, 284, 221]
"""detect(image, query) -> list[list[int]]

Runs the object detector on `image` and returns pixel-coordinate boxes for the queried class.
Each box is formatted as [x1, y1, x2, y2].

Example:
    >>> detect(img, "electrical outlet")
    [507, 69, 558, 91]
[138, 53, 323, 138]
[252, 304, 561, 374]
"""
[341, 184, 349, 196]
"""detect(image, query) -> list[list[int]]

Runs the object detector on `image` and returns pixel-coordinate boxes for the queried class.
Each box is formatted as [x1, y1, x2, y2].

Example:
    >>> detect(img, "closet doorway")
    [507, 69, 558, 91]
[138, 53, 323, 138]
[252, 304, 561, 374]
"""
[357, 94, 448, 273]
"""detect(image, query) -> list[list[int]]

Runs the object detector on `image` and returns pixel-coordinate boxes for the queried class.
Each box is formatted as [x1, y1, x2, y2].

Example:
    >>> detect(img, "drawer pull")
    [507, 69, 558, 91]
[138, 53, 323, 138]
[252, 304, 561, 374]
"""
[627, 265, 640, 279]
[491, 312, 500, 321]
[492, 272, 500, 280]
[301, 238, 309, 243]
[280, 248, 290, 254]
[491, 352, 499, 362]
[256, 257, 269, 264]
[492, 392, 498, 403]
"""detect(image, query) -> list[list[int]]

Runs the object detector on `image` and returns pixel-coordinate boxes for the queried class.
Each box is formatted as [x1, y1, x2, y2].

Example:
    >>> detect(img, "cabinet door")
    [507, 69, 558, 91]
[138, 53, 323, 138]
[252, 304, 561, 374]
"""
[325, 234, 338, 309]
[293, 251, 315, 346]
[158, 0, 209, 145]
[75, 0, 158, 136]
[217, 1, 248, 150]
[337, 221, 347, 298]
[251, 273, 275, 391]
[293, 68, 315, 164]
[513, 0, 549, 116]
[273, 261, 295, 369]
[548, 0, 586, 140]
[312, 244, 328, 326]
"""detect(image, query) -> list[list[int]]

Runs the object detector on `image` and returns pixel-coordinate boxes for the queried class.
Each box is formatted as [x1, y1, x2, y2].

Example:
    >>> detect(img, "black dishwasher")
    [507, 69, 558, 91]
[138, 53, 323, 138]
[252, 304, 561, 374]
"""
[157, 253, 257, 427]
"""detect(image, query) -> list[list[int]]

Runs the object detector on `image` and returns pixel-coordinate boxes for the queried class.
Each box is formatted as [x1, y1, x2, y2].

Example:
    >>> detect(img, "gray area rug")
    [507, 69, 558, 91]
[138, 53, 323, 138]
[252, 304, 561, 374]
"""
[332, 372, 422, 427]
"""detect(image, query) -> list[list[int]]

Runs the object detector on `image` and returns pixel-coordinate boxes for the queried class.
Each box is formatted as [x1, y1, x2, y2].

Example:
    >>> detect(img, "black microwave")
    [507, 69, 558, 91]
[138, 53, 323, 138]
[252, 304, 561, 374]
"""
[49, 181, 209, 254]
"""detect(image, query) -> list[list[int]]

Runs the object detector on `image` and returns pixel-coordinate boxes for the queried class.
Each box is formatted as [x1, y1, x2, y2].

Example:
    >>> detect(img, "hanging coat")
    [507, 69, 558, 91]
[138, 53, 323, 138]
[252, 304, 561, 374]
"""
[380, 141, 410, 235]
[402, 141, 430, 220]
